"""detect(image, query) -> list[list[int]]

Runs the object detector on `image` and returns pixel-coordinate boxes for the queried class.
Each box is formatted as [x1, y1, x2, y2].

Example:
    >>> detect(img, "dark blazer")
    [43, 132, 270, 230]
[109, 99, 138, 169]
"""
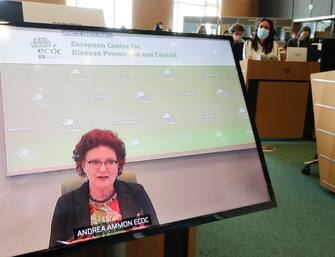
[49, 180, 159, 248]
[232, 42, 244, 61]
[286, 37, 310, 48]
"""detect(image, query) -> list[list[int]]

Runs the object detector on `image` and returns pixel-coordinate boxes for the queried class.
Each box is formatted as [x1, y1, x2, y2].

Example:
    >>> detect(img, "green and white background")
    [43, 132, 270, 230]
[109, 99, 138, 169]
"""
[0, 26, 255, 175]
[2, 64, 254, 175]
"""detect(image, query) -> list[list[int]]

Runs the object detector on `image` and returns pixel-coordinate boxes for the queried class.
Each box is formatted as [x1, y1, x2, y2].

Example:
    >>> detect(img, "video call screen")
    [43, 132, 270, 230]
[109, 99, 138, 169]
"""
[0, 25, 275, 256]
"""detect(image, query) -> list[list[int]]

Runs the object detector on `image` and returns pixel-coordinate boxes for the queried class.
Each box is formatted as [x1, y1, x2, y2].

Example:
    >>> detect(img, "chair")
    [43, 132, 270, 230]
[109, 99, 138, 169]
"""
[301, 154, 318, 175]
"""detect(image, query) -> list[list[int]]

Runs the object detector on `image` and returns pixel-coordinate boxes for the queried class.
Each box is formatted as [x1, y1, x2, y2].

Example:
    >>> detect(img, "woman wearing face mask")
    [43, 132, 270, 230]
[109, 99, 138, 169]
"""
[243, 18, 280, 60]
[229, 23, 245, 61]
[286, 26, 311, 48]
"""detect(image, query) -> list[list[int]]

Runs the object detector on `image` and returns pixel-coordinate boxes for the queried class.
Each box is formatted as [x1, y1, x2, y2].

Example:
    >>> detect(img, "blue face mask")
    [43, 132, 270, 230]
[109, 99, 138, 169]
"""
[257, 28, 269, 40]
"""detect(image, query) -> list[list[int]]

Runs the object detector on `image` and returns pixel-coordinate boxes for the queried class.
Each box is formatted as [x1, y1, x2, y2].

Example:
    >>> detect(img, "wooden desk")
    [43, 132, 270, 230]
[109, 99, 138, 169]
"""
[311, 70, 335, 193]
[240, 60, 320, 138]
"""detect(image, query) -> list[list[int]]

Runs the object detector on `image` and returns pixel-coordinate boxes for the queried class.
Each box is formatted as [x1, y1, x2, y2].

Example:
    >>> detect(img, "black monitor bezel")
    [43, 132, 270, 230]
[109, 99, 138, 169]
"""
[0, 21, 276, 257]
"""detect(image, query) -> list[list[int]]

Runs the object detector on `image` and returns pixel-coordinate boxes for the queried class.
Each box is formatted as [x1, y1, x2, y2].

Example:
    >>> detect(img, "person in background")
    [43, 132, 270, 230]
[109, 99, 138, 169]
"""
[229, 23, 245, 61]
[287, 32, 297, 42]
[286, 26, 311, 48]
[229, 23, 245, 44]
[249, 29, 256, 40]
[284, 32, 296, 48]
[154, 22, 164, 31]
[243, 17, 280, 60]
[196, 24, 207, 34]
[223, 30, 229, 36]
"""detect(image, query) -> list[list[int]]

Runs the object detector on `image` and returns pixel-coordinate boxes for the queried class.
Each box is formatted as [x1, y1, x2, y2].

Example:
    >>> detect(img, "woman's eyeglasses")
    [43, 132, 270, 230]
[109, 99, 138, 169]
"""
[86, 159, 118, 169]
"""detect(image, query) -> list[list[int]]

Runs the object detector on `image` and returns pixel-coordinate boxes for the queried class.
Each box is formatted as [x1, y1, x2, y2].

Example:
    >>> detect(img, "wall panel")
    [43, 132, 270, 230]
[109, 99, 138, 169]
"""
[132, 0, 173, 30]
[221, 0, 259, 17]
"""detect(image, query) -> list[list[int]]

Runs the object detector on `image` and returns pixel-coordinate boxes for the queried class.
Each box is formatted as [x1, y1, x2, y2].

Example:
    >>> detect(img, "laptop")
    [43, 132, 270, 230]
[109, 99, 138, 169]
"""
[286, 47, 307, 62]
[260, 54, 279, 61]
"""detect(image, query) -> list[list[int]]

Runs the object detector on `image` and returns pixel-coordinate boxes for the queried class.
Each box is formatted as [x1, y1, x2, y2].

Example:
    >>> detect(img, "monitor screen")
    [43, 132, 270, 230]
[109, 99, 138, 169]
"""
[320, 38, 335, 72]
[0, 24, 275, 257]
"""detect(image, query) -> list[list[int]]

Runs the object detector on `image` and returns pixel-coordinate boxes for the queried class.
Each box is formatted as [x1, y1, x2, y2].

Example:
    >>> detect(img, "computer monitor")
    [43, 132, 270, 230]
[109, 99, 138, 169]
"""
[286, 47, 307, 62]
[320, 38, 335, 71]
[307, 44, 321, 62]
[0, 23, 276, 257]
[260, 54, 279, 61]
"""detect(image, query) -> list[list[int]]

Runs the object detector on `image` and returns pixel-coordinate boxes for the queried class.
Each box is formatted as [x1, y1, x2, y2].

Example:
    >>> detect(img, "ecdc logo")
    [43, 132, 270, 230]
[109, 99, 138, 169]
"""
[37, 46, 63, 55]
[31, 37, 63, 58]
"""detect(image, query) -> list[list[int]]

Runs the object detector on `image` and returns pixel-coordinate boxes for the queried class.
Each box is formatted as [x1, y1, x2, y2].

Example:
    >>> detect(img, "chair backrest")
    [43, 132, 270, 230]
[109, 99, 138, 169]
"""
[61, 172, 137, 195]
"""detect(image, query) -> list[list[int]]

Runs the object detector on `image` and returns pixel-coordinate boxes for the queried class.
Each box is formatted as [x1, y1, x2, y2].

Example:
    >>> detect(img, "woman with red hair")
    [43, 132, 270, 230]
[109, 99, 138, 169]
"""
[49, 129, 158, 247]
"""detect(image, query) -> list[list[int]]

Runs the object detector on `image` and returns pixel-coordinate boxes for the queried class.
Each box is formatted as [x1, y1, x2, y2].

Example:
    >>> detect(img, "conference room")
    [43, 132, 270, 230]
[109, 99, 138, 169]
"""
[0, 1, 334, 257]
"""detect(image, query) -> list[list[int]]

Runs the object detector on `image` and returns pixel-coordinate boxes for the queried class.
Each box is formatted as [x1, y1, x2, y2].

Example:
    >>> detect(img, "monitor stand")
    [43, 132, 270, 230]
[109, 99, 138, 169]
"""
[164, 228, 193, 257]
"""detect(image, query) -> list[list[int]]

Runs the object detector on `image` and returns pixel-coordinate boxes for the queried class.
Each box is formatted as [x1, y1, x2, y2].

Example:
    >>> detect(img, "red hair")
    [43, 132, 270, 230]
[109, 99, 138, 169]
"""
[72, 129, 126, 177]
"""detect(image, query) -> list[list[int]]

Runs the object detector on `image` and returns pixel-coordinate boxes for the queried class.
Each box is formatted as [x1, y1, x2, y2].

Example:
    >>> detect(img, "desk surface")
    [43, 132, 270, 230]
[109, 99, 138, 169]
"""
[240, 60, 320, 84]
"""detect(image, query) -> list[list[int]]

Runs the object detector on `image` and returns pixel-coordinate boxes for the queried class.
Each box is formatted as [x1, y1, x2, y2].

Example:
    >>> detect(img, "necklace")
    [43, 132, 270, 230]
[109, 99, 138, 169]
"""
[89, 191, 117, 204]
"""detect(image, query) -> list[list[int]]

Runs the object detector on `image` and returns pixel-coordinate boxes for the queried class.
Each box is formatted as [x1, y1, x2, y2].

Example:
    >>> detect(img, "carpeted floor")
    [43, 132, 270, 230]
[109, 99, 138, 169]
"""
[195, 141, 335, 257]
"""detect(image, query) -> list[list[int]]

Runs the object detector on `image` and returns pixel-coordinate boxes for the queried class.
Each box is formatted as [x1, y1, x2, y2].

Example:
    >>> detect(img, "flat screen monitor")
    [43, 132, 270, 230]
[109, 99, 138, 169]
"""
[0, 23, 276, 257]
[320, 38, 335, 71]
[307, 44, 321, 62]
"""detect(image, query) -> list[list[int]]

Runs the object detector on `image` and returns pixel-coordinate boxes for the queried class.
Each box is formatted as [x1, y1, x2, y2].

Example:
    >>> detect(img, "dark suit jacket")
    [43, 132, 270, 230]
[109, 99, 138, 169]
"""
[49, 180, 159, 248]
[286, 37, 310, 48]
[232, 42, 244, 61]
